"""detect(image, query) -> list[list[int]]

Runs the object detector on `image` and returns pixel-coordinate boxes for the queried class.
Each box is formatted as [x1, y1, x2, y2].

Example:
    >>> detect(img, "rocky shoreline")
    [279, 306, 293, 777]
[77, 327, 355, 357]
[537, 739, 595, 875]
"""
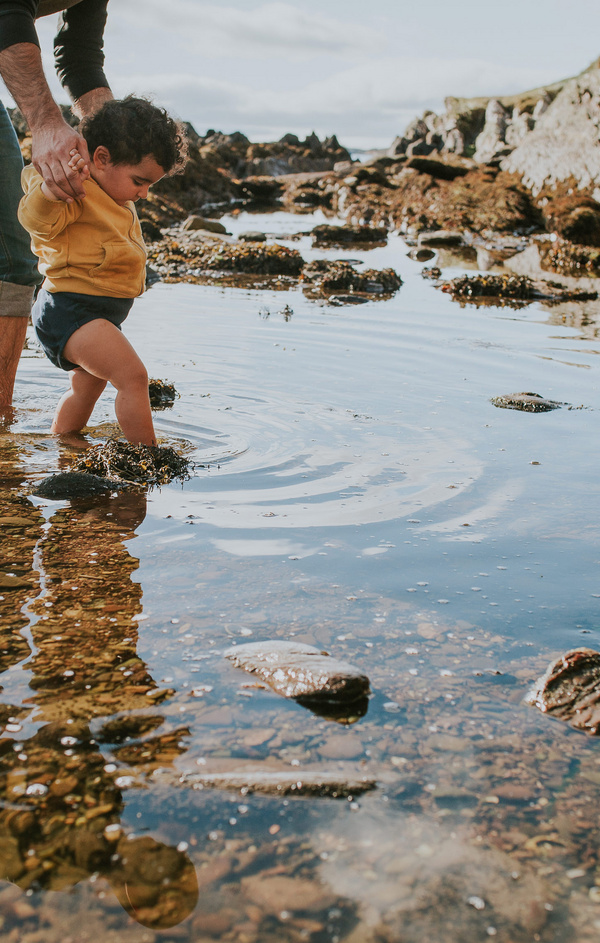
[11, 57, 600, 300]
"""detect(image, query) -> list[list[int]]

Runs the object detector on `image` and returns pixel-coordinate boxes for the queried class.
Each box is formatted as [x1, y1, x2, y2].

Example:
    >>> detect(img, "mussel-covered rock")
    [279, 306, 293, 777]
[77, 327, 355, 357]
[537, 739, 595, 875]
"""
[525, 649, 600, 734]
[224, 640, 370, 708]
[72, 441, 191, 485]
[491, 392, 561, 412]
[32, 471, 127, 499]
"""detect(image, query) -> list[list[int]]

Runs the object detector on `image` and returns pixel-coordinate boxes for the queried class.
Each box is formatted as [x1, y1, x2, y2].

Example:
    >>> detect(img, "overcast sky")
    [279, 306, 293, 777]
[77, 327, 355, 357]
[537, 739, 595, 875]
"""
[14, 0, 600, 149]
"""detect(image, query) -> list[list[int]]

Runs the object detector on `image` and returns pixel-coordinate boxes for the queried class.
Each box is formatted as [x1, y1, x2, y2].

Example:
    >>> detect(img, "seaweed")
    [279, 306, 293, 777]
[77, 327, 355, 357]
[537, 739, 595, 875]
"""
[72, 440, 192, 486]
[148, 378, 178, 410]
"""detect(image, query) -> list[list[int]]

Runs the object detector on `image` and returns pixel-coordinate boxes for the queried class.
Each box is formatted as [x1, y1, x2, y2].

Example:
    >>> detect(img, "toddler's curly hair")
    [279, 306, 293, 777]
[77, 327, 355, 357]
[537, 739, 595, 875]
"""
[80, 96, 188, 174]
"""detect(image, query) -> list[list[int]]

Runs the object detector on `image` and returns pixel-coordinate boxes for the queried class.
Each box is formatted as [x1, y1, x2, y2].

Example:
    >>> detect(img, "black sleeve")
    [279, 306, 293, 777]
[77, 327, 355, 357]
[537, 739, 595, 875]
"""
[53, 0, 109, 100]
[0, 1, 40, 54]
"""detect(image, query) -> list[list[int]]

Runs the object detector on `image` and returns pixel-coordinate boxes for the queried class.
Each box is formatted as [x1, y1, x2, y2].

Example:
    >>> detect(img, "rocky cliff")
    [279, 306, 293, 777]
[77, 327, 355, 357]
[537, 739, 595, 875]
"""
[389, 56, 600, 199]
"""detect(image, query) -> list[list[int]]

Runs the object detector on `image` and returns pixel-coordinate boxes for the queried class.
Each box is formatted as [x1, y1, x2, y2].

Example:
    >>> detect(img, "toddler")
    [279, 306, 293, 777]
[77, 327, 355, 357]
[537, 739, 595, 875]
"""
[18, 96, 187, 445]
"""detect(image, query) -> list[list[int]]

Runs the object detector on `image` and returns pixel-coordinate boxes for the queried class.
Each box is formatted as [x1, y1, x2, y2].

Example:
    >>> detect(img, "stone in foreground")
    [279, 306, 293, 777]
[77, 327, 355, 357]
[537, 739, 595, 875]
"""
[179, 766, 376, 798]
[224, 640, 370, 705]
[525, 648, 600, 734]
[32, 471, 126, 499]
[491, 392, 561, 412]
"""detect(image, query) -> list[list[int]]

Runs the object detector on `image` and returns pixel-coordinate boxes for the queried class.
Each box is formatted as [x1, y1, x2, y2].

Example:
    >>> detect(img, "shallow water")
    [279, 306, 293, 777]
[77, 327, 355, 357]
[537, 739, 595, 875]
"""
[2, 213, 600, 942]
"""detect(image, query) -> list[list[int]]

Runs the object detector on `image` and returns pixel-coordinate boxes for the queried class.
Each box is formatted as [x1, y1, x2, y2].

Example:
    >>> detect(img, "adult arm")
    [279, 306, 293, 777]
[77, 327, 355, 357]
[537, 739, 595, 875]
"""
[0, 0, 112, 201]
[0, 42, 88, 201]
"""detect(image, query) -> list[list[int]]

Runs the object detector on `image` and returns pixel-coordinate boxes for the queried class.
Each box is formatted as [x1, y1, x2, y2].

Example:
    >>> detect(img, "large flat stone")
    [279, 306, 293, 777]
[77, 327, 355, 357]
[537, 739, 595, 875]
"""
[223, 640, 370, 704]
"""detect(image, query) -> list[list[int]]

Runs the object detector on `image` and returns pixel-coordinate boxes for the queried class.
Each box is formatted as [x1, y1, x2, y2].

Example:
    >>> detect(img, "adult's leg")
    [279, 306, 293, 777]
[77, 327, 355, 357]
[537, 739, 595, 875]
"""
[0, 101, 42, 409]
[59, 319, 156, 445]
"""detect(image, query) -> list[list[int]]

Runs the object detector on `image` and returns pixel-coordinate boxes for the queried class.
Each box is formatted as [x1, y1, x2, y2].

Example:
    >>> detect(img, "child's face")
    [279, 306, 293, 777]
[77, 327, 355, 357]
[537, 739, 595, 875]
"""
[91, 147, 166, 205]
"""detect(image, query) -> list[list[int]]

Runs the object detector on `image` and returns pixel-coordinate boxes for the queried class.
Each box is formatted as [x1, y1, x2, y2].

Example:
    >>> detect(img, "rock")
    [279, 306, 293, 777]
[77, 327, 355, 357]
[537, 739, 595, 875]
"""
[0, 573, 30, 590]
[182, 215, 228, 234]
[32, 471, 126, 499]
[405, 157, 469, 180]
[223, 640, 370, 705]
[238, 231, 267, 242]
[473, 100, 509, 163]
[180, 765, 377, 798]
[440, 272, 597, 304]
[543, 195, 600, 247]
[301, 259, 402, 300]
[418, 230, 464, 247]
[241, 873, 337, 914]
[490, 392, 562, 412]
[525, 648, 600, 733]
[503, 62, 600, 197]
[311, 223, 387, 247]
[407, 248, 437, 262]
[328, 294, 371, 306]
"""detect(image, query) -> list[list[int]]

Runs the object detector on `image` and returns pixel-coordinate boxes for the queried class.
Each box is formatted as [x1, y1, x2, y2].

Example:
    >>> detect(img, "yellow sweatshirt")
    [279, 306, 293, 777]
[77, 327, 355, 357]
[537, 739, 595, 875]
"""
[18, 165, 147, 298]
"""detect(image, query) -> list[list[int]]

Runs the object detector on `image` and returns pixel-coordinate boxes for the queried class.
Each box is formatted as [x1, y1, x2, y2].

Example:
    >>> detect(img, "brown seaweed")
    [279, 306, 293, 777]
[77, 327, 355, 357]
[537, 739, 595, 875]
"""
[72, 440, 192, 486]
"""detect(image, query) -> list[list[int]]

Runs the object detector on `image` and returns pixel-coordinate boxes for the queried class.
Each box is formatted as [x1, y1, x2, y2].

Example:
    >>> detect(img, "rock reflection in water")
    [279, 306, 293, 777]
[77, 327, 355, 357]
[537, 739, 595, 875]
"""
[0, 475, 198, 931]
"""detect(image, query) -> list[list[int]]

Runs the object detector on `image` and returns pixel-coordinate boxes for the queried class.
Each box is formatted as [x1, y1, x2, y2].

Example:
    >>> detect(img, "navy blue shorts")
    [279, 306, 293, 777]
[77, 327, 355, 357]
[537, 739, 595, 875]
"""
[32, 289, 134, 371]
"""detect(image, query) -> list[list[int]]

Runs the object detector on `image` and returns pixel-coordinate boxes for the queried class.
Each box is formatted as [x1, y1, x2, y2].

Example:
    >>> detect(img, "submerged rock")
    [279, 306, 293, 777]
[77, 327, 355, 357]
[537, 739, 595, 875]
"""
[525, 649, 600, 734]
[224, 640, 370, 706]
[32, 471, 127, 499]
[491, 392, 562, 412]
[72, 441, 192, 486]
[178, 764, 377, 798]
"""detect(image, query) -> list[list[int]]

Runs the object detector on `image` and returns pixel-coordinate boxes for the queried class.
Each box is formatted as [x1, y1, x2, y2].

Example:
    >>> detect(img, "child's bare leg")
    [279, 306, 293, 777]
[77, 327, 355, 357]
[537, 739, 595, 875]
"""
[60, 319, 157, 446]
[51, 367, 107, 435]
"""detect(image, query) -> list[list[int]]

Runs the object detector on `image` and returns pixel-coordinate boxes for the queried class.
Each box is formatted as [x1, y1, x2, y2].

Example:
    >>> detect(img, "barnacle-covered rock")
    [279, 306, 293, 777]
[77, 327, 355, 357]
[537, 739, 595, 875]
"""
[491, 392, 561, 412]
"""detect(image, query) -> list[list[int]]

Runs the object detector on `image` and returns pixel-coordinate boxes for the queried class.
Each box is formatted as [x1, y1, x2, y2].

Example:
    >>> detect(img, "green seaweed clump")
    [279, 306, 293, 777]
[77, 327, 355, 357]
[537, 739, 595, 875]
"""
[73, 440, 191, 486]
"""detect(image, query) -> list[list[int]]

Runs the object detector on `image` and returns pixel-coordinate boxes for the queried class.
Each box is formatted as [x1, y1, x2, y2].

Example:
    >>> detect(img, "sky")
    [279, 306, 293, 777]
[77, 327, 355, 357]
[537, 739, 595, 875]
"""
[10, 0, 600, 150]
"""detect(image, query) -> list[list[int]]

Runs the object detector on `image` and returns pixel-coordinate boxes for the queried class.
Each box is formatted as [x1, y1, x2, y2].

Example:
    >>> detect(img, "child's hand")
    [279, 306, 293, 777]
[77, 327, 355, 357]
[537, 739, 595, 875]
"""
[67, 149, 90, 181]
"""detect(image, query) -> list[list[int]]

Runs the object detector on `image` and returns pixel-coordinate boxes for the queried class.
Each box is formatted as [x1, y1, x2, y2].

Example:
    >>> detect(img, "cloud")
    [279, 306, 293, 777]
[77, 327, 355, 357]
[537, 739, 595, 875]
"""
[111, 55, 556, 147]
[114, 0, 386, 60]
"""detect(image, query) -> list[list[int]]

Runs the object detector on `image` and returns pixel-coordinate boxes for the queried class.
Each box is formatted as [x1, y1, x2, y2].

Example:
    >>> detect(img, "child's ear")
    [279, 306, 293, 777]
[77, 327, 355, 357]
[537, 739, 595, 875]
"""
[92, 145, 112, 168]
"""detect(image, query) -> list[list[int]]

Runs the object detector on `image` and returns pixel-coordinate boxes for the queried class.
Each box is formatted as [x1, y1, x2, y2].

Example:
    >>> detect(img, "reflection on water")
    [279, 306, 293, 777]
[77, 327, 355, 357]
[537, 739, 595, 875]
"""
[2, 215, 600, 940]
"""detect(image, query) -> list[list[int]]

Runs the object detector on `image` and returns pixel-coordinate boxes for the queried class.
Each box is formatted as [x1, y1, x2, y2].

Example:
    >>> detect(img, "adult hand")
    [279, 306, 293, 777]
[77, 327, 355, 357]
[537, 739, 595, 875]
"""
[31, 118, 91, 203]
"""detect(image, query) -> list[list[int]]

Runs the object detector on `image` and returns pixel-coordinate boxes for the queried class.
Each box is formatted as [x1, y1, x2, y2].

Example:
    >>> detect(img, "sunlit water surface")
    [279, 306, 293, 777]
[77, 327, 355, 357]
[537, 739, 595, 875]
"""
[1, 212, 600, 942]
